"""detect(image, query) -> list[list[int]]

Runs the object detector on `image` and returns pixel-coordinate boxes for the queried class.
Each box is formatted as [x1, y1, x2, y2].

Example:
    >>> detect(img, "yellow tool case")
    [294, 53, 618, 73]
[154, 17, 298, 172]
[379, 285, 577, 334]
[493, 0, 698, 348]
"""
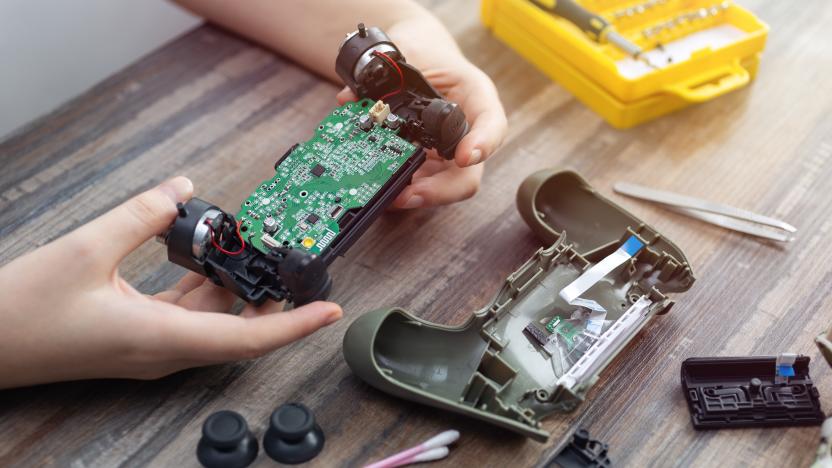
[481, 0, 768, 128]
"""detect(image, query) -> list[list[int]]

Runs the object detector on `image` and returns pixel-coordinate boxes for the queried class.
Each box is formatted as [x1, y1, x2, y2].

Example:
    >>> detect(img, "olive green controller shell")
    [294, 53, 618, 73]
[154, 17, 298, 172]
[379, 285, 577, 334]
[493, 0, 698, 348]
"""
[342, 169, 695, 441]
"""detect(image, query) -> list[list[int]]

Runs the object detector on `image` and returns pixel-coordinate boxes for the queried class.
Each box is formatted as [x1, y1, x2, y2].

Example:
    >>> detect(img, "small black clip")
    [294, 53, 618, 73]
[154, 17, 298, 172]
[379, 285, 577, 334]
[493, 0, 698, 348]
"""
[544, 428, 612, 468]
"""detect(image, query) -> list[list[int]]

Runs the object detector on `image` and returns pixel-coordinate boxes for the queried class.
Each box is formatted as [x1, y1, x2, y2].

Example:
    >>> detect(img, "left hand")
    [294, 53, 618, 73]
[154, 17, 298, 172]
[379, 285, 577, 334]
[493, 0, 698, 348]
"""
[0, 177, 343, 389]
[336, 23, 507, 209]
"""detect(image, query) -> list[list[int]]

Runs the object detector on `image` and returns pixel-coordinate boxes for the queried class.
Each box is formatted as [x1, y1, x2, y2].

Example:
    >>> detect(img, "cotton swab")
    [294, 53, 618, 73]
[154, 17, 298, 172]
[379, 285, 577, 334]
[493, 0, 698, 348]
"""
[389, 447, 450, 467]
[364, 430, 459, 468]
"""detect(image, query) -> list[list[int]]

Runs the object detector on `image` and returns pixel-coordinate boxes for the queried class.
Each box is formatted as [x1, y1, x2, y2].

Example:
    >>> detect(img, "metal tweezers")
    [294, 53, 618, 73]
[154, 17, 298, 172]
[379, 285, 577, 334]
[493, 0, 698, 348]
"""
[613, 182, 797, 242]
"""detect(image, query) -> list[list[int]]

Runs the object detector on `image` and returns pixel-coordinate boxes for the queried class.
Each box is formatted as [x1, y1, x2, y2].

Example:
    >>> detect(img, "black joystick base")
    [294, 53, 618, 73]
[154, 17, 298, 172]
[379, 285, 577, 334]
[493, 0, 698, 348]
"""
[197, 411, 259, 468]
[263, 403, 325, 464]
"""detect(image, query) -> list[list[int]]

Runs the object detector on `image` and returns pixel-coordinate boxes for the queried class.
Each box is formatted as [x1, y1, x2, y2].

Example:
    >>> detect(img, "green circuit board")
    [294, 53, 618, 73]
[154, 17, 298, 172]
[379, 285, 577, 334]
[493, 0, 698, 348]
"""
[546, 317, 584, 349]
[236, 99, 417, 256]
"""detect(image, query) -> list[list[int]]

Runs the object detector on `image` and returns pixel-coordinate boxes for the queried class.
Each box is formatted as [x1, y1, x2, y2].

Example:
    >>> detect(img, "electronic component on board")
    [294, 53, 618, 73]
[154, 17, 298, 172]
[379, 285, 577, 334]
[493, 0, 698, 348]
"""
[310, 164, 326, 177]
[263, 217, 279, 234]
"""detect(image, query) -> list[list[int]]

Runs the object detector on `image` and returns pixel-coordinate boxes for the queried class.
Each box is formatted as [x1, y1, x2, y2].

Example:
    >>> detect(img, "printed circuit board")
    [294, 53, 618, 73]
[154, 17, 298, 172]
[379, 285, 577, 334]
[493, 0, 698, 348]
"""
[237, 99, 418, 257]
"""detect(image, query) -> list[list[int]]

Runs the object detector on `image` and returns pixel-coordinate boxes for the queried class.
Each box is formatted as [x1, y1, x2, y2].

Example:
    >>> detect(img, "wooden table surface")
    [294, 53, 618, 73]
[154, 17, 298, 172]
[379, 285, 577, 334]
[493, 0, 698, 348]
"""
[2, 1, 832, 466]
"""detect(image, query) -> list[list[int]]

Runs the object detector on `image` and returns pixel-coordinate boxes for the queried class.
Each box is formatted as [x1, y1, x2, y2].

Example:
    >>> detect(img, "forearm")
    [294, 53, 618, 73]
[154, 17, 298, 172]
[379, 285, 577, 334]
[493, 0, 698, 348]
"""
[172, 0, 464, 82]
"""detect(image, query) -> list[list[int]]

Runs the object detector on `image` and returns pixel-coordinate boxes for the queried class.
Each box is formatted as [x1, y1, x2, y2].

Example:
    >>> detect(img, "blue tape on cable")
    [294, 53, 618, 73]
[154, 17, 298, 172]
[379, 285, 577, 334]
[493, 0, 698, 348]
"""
[777, 365, 795, 377]
[622, 235, 645, 256]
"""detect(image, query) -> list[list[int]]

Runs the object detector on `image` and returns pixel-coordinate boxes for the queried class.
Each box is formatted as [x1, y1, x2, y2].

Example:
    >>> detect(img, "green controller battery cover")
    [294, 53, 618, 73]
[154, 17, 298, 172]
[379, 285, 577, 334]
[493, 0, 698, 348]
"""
[342, 170, 695, 441]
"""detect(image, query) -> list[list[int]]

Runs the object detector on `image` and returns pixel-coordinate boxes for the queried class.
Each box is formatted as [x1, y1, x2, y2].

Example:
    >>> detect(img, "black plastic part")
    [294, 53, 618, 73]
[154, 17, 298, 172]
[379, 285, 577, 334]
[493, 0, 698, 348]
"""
[278, 249, 332, 306]
[196, 411, 258, 468]
[681, 356, 825, 429]
[421, 98, 468, 157]
[545, 428, 612, 468]
[263, 403, 325, 465]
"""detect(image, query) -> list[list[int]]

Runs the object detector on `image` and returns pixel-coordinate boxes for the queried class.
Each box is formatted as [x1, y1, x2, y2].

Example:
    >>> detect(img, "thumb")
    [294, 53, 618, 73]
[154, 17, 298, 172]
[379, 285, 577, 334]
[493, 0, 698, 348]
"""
[336, 86, 358, 105]
[69, 177, 193, 270]
[239, 300, 343, 352]
[160, 301, 344, 363]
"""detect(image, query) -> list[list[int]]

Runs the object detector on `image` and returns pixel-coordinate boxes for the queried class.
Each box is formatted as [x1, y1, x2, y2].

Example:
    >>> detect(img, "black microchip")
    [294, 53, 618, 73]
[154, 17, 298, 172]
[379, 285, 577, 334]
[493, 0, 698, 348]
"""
[311, 164, 325, 177]
[389, 146, 402, 154]
[368, 135, 377, 142]
[306, 213, 320, 225]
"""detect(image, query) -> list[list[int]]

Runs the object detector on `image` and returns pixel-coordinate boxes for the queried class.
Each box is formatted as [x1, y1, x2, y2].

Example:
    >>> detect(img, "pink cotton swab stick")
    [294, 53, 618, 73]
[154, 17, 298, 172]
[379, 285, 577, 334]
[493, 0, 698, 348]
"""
[364, 430, 459, 468]
[389, 447, 450, 467]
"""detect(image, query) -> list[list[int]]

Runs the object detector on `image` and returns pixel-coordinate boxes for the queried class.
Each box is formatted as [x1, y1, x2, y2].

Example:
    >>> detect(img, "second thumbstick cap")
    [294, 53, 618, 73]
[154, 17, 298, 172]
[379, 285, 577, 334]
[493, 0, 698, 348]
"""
[263, 403, 325, 464]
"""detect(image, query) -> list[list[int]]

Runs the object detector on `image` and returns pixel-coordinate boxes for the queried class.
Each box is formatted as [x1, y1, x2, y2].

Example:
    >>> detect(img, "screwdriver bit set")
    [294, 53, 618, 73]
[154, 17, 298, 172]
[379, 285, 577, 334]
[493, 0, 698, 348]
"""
[481, 0, 768, 127]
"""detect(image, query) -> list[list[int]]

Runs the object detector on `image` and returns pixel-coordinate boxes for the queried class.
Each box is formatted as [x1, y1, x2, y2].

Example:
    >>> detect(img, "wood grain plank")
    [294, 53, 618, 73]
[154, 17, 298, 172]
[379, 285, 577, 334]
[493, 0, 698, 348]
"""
[2, 1, 832, 467]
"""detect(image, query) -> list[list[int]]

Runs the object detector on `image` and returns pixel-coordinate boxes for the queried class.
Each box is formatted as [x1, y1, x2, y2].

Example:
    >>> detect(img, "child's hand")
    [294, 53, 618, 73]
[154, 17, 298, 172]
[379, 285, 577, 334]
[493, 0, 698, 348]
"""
[336, 22, 507, 210]
[0, 177, 342, 389]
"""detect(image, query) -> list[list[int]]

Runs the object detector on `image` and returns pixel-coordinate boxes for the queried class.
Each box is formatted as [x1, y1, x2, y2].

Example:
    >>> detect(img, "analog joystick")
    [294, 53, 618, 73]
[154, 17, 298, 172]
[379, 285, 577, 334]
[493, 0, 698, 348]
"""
[196, 410, 258, 468]
[263, 403, 325, 464]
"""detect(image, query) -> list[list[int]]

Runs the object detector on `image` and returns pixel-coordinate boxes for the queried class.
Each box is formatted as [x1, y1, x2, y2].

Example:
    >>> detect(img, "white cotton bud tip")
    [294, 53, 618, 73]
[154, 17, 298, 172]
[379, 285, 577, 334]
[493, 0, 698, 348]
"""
[423, 430, 460, 449]
[411, 447, 449, 463]
[822, 417, 832, 439]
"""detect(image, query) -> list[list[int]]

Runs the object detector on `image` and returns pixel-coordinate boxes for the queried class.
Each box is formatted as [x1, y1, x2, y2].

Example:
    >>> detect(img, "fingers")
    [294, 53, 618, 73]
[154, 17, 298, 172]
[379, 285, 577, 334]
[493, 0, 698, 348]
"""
[392, 163, 483, 209]
[161, 301, 343, 363]
[412, 66, 507, 167]
[175, 281, 238, 312]
[336, 86, 358, 105]
[155, 275, 238, 312]
[454, 107, 507, 167]
[153, 273, 206, 303]
[66, 177, 193, 273]
[240, 300, 284, 318]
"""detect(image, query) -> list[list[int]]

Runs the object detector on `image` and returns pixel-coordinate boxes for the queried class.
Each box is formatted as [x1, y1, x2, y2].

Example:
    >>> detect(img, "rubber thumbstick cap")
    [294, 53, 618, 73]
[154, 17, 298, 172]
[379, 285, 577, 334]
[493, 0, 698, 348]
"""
[263, 403, 325, 464]
[197, 411, 258, 468]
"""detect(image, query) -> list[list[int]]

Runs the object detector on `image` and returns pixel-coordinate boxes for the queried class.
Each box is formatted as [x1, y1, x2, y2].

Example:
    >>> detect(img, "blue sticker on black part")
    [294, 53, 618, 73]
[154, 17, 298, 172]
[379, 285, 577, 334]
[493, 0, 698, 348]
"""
[777, 365, 795, 377]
